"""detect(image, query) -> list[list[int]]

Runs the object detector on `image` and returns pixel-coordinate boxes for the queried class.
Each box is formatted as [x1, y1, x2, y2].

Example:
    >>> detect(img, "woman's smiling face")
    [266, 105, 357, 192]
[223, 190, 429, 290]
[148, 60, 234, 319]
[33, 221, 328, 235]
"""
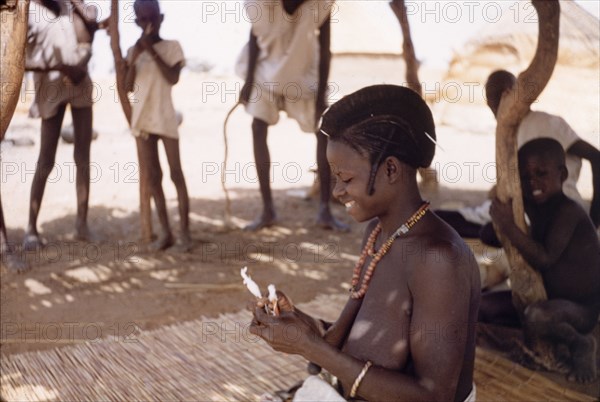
[327, 140, 386, 222]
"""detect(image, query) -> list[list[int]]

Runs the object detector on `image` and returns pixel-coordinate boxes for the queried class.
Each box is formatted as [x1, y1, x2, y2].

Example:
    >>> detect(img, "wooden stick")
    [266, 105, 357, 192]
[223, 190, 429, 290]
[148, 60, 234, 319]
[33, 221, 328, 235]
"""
[0, 0, 30, 139]
[108, 0, 153, 242]
[389, 0, 422, 95]
[493, 0, 559, 370]
[494, 0, 559, 311]
[221, 102, 241, 229]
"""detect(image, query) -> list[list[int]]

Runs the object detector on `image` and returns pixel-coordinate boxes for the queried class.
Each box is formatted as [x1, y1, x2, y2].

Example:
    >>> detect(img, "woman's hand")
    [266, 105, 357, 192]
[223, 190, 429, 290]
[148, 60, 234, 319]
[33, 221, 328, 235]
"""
[249, 305, 322, 357]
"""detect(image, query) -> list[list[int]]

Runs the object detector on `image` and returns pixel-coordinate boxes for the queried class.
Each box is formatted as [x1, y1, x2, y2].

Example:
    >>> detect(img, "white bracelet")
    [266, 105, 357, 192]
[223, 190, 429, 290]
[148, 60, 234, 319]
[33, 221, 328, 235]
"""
[349, 360, 372, 398]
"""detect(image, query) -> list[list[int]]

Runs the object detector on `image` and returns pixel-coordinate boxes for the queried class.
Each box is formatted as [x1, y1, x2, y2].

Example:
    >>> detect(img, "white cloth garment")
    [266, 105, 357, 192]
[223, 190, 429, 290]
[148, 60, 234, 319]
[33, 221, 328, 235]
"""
[235, 0, 334, 132]
[292, 375, 346, 402]
[127, 40, 185, 139]
[458, 110, 586, 223]
[26, 0, 93, 119]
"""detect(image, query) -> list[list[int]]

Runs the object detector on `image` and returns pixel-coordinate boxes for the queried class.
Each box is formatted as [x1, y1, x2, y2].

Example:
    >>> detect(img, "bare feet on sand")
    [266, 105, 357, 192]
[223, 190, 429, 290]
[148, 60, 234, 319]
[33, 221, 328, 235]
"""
[244, 211, 277, 231]
[147, 232, 174, 252]
[1, 252, 29, 273]
[75, 225, 100, 242]
[169, 233, 193, 253]
[23, 232, 45, 251]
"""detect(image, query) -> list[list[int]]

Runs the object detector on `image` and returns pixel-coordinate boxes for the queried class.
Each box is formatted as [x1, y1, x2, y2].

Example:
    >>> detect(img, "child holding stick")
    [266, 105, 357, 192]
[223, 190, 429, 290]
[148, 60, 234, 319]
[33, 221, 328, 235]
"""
[123, 0, 191, 252]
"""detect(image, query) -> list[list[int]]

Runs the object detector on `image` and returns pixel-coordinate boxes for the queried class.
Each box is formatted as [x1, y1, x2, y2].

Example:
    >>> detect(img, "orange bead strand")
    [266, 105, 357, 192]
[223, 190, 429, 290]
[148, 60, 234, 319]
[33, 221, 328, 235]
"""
[350, 202, 430, 299]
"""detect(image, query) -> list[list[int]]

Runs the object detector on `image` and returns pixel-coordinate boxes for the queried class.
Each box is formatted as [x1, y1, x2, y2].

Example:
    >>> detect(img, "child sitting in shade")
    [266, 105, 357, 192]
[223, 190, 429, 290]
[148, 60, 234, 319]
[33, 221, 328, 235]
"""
[249, 85, 480, 401]
[123, 0, 191, 252]
[482, 138, 600, 383]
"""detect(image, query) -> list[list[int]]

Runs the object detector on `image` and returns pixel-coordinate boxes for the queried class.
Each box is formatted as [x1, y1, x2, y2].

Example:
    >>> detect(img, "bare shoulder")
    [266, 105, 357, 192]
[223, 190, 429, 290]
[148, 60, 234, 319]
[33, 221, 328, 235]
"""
[549, 196, 594, 231]
[561, 197, 590, 220]
[408, 214, 479, 293]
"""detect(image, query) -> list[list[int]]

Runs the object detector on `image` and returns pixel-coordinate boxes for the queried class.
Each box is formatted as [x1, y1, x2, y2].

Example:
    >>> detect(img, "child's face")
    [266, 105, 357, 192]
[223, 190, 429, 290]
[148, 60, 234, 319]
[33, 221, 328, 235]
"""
[327, 141, 387, 222]
[135, 4, 162, 35]
[520, 154, 566, 204]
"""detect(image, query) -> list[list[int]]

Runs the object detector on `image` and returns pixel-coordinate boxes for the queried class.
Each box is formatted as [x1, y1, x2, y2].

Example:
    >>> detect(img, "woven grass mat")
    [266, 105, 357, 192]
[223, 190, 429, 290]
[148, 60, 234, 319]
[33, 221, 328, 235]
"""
[1, 293, 595, 401]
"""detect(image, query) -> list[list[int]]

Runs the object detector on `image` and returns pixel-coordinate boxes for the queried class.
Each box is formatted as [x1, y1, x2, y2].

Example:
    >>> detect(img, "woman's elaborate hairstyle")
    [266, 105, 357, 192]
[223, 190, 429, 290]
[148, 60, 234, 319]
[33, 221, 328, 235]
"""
[319, 85, 436, 195]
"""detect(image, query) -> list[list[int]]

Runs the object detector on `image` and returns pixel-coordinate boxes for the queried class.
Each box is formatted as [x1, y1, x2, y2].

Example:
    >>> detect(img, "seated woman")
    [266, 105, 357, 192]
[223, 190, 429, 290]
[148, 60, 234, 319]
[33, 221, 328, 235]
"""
[249, 85, 481, 401]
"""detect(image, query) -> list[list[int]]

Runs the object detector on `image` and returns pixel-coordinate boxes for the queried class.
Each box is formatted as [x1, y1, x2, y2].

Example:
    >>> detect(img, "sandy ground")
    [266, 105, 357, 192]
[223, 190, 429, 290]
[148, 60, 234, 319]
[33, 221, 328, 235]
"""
[1, 57, 599, 395]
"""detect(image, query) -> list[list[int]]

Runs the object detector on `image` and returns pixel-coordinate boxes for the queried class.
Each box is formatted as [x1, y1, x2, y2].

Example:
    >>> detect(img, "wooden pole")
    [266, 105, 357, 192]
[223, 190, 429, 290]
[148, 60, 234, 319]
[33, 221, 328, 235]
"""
[0, 0, 30, 139]
[390, 0, 437, 185]
[494, 0, 560, 312]
[389, 0, 422, 95]
[108, 0, 153, 242]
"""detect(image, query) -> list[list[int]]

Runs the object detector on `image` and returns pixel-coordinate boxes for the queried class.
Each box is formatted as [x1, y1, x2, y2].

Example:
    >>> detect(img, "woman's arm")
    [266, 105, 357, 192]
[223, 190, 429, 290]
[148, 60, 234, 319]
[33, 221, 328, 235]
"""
[251, 242, 472, 401]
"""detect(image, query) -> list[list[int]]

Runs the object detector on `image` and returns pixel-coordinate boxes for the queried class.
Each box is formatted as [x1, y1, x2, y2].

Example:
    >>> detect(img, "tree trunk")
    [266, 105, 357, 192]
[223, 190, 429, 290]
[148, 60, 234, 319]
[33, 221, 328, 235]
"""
[494, 0, 560, 369]
[494, 0, 559, 311]
[108, 0, 152, 242]
[390, 0, 437, 185]
[389, 0, 422, 95]
[0, 0, 30, 139]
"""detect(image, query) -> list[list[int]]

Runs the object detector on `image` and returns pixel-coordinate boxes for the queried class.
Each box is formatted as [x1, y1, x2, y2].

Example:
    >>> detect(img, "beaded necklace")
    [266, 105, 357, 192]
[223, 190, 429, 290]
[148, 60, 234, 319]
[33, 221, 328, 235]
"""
[350, 201, 430, 299]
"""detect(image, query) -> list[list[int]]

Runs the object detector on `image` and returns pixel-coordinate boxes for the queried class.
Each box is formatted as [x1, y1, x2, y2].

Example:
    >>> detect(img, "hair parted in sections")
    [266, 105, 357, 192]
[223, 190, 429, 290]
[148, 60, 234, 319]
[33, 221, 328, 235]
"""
[518, 138, 566, 167]
[320, 85, 436, 195]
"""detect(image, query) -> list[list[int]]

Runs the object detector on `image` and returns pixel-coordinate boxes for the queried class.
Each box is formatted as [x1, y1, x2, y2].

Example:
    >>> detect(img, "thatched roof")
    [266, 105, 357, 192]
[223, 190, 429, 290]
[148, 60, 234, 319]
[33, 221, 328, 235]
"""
[448, 0, 599, 79]
[435, 0, 599, 135]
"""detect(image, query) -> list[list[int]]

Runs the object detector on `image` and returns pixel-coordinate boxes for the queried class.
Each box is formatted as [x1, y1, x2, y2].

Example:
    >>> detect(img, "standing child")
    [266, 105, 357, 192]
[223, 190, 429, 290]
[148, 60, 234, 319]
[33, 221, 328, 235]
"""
[484, 138, 600, 383]
[124, 0, 191, 252]
[250, 85, 480, 401]
[24, 0, 99, 250]
[237, 0, 347, 232]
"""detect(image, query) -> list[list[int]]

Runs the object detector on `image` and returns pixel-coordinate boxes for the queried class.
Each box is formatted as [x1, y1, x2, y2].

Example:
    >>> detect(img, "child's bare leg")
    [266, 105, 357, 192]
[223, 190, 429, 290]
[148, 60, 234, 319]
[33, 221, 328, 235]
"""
[1, 195, 28, 272]
[72, 106, 94, 241]
[24, 105, 65, 250]
[162, 137, 191, 251]
[140, 135, 173, 251]
[524, 300, 598, 383]
[478, 290, 521, 327]
[315, 132, 349, 231]
[245, 118, 276, 231]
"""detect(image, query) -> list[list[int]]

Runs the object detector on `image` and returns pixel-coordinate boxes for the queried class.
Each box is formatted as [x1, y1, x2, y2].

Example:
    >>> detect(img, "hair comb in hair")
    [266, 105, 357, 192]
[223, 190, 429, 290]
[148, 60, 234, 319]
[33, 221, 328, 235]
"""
[320, 85, 436, 168]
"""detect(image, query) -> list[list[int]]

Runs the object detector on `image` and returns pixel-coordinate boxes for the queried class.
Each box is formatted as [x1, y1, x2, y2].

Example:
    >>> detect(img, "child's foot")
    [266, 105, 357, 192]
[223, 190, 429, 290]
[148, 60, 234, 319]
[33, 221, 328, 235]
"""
[567, 334, 597, 383]
[23, 233, 45, 251]
[1, 252, 29, 273]
[170, 234, 193, 253]
[147, 232, 174, 252]
[316, 208, 350, 232]
[244, 212, 277, 231]
[75, 225, 100, 243]
[552, 344, 572, 375]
